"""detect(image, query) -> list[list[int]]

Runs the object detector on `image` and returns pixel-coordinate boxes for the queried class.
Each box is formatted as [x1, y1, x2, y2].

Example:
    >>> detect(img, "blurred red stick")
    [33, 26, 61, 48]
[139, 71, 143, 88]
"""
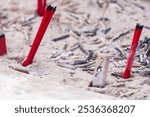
[123, 23, 143, 79]
[23, 5, 56, 67]
[37, 0, 47, 16]
[0, 32, 7, 56]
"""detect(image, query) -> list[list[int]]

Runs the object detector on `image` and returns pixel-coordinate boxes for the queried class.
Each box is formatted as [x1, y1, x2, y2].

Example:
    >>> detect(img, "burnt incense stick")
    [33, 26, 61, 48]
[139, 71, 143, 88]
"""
[23, 5, 56, 67]
[51, 34, 70, 42]
[123, 23, 143, 79]
[37, 0, 47, 16]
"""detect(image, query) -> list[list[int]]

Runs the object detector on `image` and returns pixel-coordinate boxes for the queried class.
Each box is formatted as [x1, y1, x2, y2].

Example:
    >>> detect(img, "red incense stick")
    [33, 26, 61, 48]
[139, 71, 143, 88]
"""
[37, 0, 47, 16]
[23, 5, 56, 67]
[123, 23, 143, 79]
[0, 32, 7, 56]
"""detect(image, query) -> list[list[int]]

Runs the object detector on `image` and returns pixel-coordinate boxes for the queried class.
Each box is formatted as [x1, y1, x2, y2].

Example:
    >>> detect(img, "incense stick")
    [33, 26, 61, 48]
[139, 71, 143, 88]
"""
[37, 0, 47, 16]
[0, 32, 7, 56]
[123, 23, 143, 79]
[23, 5, 56, 67]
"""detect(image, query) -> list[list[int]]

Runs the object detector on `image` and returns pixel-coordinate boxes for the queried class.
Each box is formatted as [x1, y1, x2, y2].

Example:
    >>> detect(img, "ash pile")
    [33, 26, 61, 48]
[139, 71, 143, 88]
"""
[137, 37, 150, 68]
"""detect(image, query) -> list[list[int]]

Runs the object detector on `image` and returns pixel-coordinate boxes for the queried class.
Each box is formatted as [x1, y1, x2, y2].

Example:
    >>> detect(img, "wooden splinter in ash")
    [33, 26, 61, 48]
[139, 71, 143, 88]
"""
[92, 55, 110, 88]
[0, 31, 7, 56]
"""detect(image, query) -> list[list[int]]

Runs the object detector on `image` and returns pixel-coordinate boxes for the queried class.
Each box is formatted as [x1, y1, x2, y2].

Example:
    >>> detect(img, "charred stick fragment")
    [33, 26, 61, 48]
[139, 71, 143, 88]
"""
[146, 47, 150, 57]
[111, 0, 124, 10]
[99, 0, 124, 11]
[99, 17, 110, 22]
[83, 31, 96, 37]
[51, 34, 70, 42]
[58, 63, 76, 70]
[102, 27, 111, 34]
[83, 28, 98, 37]
[143, 37, 150, 44]
[96, 0, 103, 8]
[69, 44, 79, 51]
[111, 72, 122, 78]
[70, 31, 80, 39]
[86, 50, 94, 61]
[72, 29, 98, 38]
[77, 61, 96, 68]
[147, 57, 150, 67]
[114, 47, 124, 58]
[138, 40, 143, 49]
[82, 68, 94, 72]
[113, 57, 125, 61]
[72, 31, 81, 37]
[130, 2, 145, 10]
[78, 43, 88, 55]
[62, 42, 68, 50]
[56, 60, 72, 65]
[137, 36, 150, 68]
[113, 30, 130, 42]
[73, 60, 87, 65]
[70, 14, 79, 20]
[144, 26, 150, 30]
[138, 50, 145, 63]
[87, 71, 94, 75]
[50, 52, 61, 58]
[9, 66, 29, 74]
[21, 15, 37, 26]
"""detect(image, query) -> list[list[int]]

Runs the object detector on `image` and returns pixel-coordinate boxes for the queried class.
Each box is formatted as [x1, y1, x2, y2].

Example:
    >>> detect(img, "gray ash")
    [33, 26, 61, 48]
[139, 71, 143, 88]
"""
[137, 37, 150, 67]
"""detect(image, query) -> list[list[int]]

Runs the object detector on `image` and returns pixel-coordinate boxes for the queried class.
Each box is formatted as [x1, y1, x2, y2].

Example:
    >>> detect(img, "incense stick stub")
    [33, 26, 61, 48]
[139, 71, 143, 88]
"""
[91, 55, 110, 88]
